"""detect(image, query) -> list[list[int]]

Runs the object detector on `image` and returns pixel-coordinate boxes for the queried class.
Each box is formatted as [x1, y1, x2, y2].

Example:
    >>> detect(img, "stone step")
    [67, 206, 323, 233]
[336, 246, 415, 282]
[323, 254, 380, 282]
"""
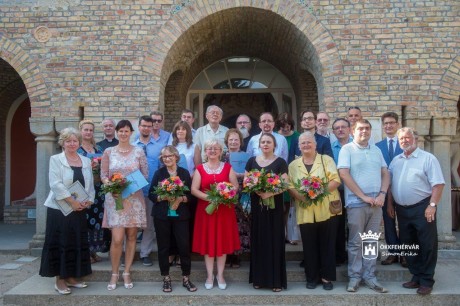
[4, 273, 459, 306]
[86, 259, 411, 282]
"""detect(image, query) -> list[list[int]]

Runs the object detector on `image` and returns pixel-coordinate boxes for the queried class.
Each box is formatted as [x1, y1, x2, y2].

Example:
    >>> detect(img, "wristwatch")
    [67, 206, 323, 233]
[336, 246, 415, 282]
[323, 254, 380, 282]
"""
[379, 191, 387, 195]
[429, 202, 437, 207]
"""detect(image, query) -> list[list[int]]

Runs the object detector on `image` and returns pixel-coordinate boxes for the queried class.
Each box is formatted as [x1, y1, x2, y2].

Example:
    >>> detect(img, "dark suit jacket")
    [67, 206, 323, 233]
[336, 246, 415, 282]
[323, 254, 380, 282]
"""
[148, 166, 192, 220]
[292, 132, 334, 161]
[376, 137, 403, 166]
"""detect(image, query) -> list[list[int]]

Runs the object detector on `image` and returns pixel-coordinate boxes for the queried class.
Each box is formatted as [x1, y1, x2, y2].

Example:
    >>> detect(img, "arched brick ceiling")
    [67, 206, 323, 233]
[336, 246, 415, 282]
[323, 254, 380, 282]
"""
[161, 7, 321, 102]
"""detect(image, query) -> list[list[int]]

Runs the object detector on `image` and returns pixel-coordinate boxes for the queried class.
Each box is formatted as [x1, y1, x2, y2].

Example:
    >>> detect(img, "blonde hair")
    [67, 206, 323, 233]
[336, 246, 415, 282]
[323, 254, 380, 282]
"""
[78, 119, 96, 146]
[58, 127, 82, 148]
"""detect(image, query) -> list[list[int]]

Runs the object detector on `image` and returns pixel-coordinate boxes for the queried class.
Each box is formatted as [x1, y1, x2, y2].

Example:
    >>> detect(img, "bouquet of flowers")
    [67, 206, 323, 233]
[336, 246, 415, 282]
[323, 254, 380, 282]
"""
[294, 176, 330, 208]
[91, 156, 102, 183]
[152, 176, 190, 217]
[243, 169, 287, 209]
[205, 182, 238, 215]
[101, 172, 131, 210]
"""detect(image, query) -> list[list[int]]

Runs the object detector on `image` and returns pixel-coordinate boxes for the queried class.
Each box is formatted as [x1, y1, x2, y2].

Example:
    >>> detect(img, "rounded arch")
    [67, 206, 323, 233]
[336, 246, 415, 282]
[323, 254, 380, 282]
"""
[0, 33, 50, 114]
[439, 54, 460, 118]
[144, 1, 343, 112]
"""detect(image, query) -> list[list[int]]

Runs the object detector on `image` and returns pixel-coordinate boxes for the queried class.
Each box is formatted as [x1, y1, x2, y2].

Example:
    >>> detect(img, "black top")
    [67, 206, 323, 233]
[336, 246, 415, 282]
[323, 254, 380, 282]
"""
[97, 138, 119, 151]
[71, 166, 85, 188]
[148, 166, 192, 220]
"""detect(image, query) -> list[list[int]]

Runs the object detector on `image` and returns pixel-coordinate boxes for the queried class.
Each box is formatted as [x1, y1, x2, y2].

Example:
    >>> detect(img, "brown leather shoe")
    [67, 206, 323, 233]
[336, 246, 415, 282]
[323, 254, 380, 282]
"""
[402, 281, 420, 289]
[417, 286, 432, 295]
[381, 255, 398, 265]
[400, 256, 408, 268]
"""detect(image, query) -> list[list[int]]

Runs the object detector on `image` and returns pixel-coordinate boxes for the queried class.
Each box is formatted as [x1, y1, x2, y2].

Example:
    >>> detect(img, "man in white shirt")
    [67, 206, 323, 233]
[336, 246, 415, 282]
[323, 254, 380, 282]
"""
[387, 127, 445, 295]
[246, 112, 288, 162]
[193, 105, 228, 160]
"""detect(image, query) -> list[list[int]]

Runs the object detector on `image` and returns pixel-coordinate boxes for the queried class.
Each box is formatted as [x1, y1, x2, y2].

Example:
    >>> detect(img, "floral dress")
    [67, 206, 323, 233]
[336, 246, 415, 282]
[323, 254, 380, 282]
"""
[101, 146, 148, 228]
[78, 145, 110, 253]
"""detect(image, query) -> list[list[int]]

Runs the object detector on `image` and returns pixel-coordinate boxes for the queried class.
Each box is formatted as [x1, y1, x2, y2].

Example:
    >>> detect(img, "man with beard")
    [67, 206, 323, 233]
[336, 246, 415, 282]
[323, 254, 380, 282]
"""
[235, 114, 256, 151]
[387, 127, 445, 295]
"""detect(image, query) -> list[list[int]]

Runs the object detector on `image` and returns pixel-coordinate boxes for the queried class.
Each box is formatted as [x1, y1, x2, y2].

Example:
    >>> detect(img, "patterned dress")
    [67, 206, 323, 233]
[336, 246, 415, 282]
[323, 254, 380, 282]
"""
[101, 146, 148, 228]
[78, 145, 110, 253]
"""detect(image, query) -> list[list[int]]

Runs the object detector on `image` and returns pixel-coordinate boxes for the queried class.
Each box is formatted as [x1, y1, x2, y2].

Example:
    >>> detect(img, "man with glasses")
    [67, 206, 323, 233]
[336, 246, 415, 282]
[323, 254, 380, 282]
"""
[331, 118, 353, 266]
[338, 119, 390, 293]
[133, 115, 158, 266]
[150, 111, 171, 145]
[236, 114, 256, 151]
[316, 112, 337, 144]
[97, 118, 119, 151]
[193, 105, 228, 160]
[376, 112, 405, 267]
[246, 112, 288, 161]
[292, 111, 333, 159]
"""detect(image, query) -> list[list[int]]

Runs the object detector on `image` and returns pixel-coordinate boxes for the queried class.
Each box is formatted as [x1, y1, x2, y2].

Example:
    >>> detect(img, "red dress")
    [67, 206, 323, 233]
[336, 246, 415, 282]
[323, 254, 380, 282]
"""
[192, 163, 240, 257]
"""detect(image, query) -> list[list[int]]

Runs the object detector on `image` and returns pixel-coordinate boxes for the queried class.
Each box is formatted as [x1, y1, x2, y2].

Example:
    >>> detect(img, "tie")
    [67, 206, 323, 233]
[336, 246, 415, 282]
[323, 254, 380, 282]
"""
[389, 139, 394, 161]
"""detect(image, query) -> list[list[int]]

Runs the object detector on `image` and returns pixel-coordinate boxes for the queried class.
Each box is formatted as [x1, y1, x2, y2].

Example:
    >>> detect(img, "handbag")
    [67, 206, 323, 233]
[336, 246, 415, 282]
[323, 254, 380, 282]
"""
[320, 155, 343, 215]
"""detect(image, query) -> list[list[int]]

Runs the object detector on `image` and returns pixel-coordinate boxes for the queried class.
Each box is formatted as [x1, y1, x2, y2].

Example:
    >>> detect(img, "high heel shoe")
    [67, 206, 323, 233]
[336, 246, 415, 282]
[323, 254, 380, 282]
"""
[217, 276, 227, 290]
[204, 276, 214, 290]
[122, 272, 134, 289]
[55, 284, 71, 295]
[107, 273, 119, 291]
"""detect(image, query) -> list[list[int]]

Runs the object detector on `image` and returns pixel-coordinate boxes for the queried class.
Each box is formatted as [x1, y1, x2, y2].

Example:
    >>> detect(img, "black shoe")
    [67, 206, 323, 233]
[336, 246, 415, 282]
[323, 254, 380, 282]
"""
[322, 281, 333, 290]
[306, 282, 317, 289]
[299, 260, 305, 267]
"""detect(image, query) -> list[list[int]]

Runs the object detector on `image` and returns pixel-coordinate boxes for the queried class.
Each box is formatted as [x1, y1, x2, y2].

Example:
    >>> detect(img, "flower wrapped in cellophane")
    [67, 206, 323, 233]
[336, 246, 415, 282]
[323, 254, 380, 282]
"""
[152, 176, 190, 217]
[243, 169, 287, 209]
[294, 176, 330, 208]
[101, 172, 131, 210]
[205, 182, 238, 215]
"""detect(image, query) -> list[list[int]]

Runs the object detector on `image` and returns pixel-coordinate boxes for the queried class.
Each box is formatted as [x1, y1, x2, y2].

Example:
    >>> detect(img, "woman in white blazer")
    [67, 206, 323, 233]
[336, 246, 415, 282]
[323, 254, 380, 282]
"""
[39, 127, 95, 295]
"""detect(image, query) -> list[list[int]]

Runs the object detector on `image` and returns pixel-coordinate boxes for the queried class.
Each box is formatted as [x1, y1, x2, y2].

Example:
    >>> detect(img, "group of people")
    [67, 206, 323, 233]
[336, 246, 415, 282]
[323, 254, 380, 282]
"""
[39, 105, 445, 297]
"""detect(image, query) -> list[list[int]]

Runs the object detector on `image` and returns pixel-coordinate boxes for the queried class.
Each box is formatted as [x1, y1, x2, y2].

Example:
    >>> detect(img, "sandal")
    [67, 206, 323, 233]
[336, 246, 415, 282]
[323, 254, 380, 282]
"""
[182, 276, 197, 292]
[163, 276, 172, 293]
[272, 288, 282, 292]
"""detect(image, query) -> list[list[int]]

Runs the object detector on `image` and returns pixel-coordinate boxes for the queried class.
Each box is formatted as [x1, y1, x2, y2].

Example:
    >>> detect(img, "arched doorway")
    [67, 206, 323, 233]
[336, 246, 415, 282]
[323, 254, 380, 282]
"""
[186, 57, 296, 129]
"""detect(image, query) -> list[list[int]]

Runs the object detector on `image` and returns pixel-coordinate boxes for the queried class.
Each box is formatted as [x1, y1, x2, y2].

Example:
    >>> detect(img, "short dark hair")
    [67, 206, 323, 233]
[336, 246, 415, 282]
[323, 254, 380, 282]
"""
[276, 112, 295, 131]
[259, 112, 274, 122]
[353, 119, 372, 131]
[348, 106, 361, 111]
[138, 115, 153, 126]
[181, 109, 194, 117]
[332, 117, 350, 128]
[116, 119, 134, 132]
[381, 112, 398, 122]
[300, 110, 316, 120]
[259, 132, 277, 150]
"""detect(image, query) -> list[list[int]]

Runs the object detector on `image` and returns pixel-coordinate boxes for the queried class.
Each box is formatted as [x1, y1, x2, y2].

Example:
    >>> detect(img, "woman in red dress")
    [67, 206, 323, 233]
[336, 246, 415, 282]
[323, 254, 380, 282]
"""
[192, 139, 240, 290]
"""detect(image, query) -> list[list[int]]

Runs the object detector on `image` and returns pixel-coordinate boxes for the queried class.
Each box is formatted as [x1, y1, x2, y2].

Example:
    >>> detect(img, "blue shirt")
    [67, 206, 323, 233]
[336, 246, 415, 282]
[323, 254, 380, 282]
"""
[331, 136, 353, 164]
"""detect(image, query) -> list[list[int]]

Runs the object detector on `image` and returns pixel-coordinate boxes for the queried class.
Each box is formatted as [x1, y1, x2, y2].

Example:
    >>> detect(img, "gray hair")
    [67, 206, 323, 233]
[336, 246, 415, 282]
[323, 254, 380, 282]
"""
[160, 145, 180, 163]
[397, 127, 418, 139]
[206, 105, 223, 115]
[101, 118, 116, 126]
[203, 138, 224, 162]
[298, 131, 317, 145]
[58, 127, 82, 147]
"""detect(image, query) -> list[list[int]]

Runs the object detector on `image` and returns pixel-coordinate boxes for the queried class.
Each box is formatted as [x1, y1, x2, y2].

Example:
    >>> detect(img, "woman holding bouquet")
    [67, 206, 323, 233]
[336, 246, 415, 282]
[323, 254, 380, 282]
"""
[244, 133, 289, 292]
[77, 119, 110, 263]
[101, 120, 149, 291]
[148, 145, 196, 293]
[192, 139, 240, 290]
[288, 132, 341, 290]
[39, 127, 94, 294]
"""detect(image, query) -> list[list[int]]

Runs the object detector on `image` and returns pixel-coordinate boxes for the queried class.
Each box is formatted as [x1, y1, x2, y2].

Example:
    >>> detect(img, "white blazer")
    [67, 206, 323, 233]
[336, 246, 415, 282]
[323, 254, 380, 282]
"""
[44, 152, 95, 210]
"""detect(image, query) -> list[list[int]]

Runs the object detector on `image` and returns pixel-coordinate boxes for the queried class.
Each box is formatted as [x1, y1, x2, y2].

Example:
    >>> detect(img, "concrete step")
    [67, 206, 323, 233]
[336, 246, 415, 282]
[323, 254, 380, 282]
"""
[4, 273, 460, 306]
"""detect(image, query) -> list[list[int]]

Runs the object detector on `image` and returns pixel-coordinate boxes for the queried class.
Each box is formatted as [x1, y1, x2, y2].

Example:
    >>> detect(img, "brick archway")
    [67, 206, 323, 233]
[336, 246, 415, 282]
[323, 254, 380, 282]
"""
[439, 54, 460, 118]
[0, 34, 50, 115]
[144, 1, 343, 113]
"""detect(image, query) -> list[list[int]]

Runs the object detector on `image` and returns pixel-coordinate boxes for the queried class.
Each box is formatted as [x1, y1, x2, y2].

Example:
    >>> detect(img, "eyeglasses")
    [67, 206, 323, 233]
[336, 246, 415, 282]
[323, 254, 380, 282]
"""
[162, 155, 175, 160]
[237, 121, 250, 125]
[152, 119, 162, 123]
[302, 117, 315, 121]
[317, 118, 329, 122]
[333, 125, 349, 130]
[205, 147, 222, 151]
[140, 125, 153, 128]
[348, 106, 361, 111]
[383, 121, 397, 126]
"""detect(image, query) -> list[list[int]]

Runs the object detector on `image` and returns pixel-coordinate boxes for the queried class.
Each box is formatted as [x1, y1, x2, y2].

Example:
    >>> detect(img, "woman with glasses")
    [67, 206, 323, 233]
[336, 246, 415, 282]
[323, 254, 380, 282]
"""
[149, 145, 197, 293]
[77, 119, 110, 264]
[192, 139, 240, 290]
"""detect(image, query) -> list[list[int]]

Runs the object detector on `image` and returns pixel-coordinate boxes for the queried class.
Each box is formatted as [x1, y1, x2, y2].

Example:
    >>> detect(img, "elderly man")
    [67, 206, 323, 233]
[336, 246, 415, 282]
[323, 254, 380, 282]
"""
[338, 119, 390, 293]
[375, 112, 405, 267]
[235, 114, 256, 151]
[246, 112, 288, 161]
[388, 127, 445, 295]
[97, 118, 119, 151]
[316, 111, 337, 143]
[292, 111, 333, 159]
[193, 105, 228, 160]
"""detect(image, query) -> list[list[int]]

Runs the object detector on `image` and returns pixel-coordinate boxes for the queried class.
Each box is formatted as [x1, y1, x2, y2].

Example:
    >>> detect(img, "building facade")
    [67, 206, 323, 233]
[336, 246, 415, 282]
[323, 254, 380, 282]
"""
[0, 0, 459, 246]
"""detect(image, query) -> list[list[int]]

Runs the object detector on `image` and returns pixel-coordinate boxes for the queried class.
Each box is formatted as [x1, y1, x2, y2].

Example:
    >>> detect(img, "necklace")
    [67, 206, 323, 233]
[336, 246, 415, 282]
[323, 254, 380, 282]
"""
[117, 146, 132, 153]
[167, 167, 177, 176]
[66, 154, 80, 162]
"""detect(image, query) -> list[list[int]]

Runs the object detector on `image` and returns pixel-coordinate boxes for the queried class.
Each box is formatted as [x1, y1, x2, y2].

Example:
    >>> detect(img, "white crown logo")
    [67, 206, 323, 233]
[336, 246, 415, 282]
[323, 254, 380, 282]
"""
[359, 230, 381, 241]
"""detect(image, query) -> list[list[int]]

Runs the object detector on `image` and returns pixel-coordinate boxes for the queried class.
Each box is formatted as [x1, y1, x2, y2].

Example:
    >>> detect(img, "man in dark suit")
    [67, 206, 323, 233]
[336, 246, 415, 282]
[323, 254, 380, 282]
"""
[292, 111, 334, 159]
[376, 112, 405, 267]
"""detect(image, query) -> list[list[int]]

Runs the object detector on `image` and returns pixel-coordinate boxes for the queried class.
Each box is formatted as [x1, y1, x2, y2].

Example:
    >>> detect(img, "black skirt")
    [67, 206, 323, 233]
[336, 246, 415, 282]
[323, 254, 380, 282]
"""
[39, 207, 92, 278]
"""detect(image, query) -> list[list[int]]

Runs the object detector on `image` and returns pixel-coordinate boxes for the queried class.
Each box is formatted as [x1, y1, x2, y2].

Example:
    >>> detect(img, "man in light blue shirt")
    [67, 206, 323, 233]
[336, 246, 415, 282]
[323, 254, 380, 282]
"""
[338, 119, 390, 294]
[246, 112, 288, 162]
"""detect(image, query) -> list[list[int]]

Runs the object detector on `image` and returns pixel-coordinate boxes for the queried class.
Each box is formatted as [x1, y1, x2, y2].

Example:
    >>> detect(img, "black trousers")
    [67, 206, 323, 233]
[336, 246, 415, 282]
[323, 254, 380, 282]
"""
[395, 197, 437, 287]
[299, 219, 336, 283]
[154, 218, 191, 276]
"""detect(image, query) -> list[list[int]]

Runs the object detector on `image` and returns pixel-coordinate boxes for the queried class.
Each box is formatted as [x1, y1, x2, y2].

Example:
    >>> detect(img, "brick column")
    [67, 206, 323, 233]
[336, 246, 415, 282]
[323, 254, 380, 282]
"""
[429, 117, 457, 243]
[28, 117, 57, 248]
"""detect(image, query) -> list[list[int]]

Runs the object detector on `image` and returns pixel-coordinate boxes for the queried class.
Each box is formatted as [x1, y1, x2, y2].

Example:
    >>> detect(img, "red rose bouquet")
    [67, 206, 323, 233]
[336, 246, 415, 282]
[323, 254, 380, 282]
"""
[205, 182, 238, 215]
[294, 176, 330, 208]
[101, 172, 131, 210]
